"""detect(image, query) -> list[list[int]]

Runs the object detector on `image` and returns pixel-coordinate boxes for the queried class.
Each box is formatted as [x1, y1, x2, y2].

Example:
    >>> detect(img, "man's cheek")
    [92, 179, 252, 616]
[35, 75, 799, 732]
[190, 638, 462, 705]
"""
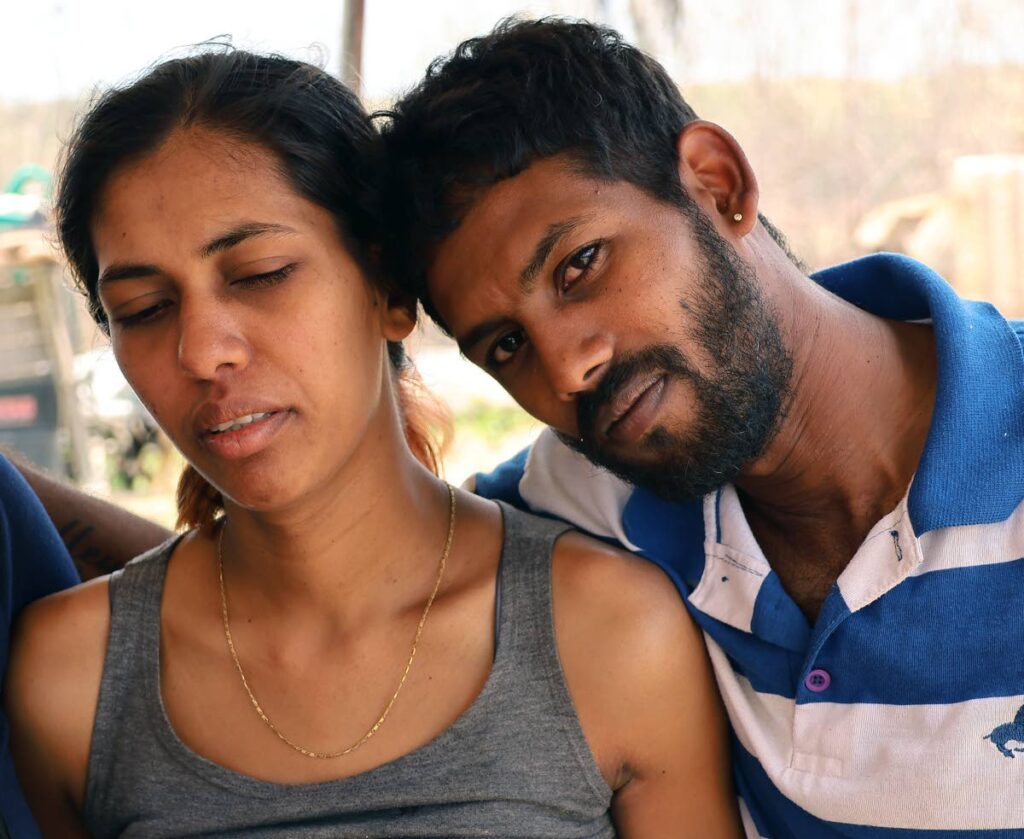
[517, 390, 566, 432]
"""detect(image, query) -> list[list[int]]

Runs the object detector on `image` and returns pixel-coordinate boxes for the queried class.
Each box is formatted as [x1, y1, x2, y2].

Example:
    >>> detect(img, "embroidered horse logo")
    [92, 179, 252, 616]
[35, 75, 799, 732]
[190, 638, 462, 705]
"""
[984, 703, 1024, 758]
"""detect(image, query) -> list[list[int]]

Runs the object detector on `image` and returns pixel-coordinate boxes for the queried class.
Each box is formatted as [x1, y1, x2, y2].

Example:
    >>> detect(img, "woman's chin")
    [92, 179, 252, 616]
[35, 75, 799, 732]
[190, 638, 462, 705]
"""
[222, 487, 295, 514]
[198, 461, 309, 517]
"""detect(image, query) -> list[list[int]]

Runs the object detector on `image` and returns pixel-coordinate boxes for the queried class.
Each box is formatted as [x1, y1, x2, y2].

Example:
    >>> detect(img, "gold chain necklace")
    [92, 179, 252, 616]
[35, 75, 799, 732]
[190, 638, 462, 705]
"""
[216, 482, 456, 759]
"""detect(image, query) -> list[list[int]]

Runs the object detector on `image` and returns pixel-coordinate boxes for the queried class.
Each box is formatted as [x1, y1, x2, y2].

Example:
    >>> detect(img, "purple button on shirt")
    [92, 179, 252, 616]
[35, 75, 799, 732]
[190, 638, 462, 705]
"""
[805, 668, 832, 692]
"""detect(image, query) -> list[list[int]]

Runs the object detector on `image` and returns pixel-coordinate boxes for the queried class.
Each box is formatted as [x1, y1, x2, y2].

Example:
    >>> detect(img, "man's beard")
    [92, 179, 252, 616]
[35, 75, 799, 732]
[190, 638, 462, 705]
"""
[562, 211, 794, 504]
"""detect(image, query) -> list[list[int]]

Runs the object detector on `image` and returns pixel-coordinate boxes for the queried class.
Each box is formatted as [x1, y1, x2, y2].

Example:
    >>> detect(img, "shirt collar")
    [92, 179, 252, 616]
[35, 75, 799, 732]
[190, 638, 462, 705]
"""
[811, 253, 1024, 535]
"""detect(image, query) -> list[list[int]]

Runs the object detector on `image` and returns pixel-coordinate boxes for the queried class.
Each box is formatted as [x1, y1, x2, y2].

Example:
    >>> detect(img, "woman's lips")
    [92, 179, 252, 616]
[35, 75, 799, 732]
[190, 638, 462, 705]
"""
[605, 375, 667, 445]
[200, 409, 292, 460]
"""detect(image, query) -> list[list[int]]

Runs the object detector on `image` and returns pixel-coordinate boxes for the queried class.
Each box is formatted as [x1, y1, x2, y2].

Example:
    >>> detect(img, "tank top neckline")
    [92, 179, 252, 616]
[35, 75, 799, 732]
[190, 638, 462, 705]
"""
[126, 501, 608, 802]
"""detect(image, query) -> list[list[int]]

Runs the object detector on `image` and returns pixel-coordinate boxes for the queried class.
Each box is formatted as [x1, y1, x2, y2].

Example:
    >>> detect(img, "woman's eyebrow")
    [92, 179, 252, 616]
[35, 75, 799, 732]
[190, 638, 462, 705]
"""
[97, 263, 161, 286]
[199, 222, 298, 258]
[98, 223, 300, 287]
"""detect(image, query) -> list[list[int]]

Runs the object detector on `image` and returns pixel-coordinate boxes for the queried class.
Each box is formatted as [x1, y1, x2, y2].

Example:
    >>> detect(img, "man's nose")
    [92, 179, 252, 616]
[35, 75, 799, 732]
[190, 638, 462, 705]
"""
[177, 300, 251, 382]
[535, 323, 613, 403]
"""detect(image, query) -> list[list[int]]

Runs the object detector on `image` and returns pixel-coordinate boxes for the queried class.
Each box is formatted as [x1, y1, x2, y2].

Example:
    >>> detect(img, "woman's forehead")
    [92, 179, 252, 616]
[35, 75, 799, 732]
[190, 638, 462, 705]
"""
[102, 130, 288, 213]
[91, 131, 319, 261]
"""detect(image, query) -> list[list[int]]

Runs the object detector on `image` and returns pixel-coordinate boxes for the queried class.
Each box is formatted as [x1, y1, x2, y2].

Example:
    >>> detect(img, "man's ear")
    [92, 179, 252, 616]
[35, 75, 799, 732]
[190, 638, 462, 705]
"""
[380, 291, 418, 342]
[675, 120, 759, 235]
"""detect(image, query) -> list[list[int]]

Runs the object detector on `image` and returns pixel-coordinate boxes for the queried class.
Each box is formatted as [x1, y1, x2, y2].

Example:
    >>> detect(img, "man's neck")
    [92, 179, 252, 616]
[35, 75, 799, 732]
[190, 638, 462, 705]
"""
[733, 268, 938, 618]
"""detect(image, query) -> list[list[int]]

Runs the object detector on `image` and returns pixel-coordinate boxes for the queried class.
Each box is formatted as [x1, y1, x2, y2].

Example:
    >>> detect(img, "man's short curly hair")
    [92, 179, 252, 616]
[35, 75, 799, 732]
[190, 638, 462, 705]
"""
[377, 17, 705, 329]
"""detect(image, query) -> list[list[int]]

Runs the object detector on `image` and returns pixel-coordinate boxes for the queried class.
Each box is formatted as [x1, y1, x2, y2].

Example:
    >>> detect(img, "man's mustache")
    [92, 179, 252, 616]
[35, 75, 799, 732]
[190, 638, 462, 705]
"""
[576, 344, 694, 447]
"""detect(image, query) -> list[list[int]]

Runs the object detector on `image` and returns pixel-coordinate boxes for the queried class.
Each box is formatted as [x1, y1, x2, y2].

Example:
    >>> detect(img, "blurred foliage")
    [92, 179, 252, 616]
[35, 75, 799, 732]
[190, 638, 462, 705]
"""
[453, 401, 538, 446]
[4, 63, 1022, 273]
[686, 65, 1024, 269]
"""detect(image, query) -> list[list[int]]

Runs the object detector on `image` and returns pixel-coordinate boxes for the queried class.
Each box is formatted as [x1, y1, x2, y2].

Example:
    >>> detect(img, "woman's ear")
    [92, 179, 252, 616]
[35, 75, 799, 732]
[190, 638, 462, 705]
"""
[365, 244, 418, 340]
[380, 291, 417, 342]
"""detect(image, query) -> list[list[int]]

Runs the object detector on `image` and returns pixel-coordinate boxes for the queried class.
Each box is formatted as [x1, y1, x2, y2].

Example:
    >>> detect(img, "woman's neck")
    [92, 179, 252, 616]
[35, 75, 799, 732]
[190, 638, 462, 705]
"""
[216, 423, 453, 631]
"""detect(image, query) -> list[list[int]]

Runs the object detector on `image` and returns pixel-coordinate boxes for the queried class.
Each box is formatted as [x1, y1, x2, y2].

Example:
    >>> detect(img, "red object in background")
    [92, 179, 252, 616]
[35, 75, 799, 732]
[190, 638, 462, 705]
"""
[0, 394, 39, 425]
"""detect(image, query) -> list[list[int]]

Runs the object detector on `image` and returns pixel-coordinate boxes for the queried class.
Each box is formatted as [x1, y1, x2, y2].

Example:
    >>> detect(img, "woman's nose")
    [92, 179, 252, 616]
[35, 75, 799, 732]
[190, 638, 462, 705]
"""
[176, 303, 251, 382]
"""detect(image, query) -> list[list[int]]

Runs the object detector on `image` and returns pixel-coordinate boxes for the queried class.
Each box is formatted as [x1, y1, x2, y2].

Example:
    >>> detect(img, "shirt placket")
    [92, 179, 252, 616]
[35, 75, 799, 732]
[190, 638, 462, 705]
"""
[789, 500, 924, 778]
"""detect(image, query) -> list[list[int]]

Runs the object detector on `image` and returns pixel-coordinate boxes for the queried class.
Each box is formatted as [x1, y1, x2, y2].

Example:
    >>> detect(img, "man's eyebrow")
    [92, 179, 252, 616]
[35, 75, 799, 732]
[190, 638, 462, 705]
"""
[198, 222, 298, 258]
[519, 216, 589, 293]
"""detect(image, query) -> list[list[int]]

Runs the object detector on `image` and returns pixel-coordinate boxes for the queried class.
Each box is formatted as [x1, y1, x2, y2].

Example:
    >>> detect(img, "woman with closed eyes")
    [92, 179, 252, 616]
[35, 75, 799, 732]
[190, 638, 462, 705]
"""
[5, 49, 739, 838]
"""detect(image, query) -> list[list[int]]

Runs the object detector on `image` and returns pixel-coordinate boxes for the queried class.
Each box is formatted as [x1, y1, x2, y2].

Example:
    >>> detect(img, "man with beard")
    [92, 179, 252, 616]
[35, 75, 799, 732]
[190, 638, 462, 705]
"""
[380, 17, 1024, 838]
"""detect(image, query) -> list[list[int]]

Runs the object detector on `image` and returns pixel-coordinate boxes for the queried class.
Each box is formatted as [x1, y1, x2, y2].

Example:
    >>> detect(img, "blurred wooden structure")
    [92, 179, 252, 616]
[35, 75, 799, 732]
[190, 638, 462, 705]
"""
[949, 156, 1024, 318]
[856, 155, 1024, 318]
[0, 228, 89, 477]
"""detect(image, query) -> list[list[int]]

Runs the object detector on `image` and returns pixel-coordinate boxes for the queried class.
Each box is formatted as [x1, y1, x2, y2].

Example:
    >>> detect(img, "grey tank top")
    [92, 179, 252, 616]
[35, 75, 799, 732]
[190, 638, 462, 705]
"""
[83, 502, 615, 838]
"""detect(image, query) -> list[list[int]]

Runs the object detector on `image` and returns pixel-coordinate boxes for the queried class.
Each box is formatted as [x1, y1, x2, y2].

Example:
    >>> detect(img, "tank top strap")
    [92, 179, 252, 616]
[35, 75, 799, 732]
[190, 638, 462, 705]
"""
[491, 500, 573, 670]
[83, 537, 178, 821]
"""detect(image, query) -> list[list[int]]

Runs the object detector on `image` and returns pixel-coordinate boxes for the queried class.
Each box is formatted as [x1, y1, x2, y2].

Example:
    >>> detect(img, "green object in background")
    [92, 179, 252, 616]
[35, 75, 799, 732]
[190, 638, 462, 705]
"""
[0, 164, 52, 229]
[4, 164, 52, 197]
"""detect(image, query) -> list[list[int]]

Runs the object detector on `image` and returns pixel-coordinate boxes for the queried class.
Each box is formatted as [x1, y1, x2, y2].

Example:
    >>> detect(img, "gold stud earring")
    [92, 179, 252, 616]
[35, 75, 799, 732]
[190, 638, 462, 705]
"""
[733, 212, 743, 222]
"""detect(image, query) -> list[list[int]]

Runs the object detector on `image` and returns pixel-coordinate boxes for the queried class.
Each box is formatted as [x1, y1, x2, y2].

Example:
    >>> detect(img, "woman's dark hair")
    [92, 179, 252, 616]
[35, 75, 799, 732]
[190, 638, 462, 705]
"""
[378, 17, 799, 328]
[56, 48, 448, 529]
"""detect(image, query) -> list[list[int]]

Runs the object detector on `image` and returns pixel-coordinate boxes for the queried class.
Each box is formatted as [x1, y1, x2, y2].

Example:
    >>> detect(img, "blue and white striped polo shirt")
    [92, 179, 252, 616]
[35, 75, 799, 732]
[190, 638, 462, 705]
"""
[474, 254, 1024, 837]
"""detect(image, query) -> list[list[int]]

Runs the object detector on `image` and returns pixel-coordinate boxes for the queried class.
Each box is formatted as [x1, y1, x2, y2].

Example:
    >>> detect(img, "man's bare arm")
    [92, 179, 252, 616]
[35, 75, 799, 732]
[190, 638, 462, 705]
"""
[2, 449, 172, 580]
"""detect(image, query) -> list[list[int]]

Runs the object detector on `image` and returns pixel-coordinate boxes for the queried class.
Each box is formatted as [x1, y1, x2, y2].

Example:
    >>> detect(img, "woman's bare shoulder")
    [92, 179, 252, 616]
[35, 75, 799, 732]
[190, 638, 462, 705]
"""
[550, 529, 701, 662]
[5, 574, 114, 831]
[8, 573, 111, 712]
[11, 573, 112, 682]
[6, 576, 112, 786]
[550, 530, 739, 836]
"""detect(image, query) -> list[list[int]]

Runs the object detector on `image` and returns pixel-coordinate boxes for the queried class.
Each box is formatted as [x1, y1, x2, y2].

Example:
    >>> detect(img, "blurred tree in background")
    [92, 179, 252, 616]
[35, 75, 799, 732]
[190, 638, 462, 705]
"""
[4, 0, 1021, 273]
[1, 0, 1020, 500]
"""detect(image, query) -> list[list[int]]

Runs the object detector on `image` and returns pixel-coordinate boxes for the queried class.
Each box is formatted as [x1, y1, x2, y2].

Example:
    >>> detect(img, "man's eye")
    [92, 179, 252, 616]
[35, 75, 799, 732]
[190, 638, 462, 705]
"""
[489, 329, 527, 367]
[559, 241, 603, 292]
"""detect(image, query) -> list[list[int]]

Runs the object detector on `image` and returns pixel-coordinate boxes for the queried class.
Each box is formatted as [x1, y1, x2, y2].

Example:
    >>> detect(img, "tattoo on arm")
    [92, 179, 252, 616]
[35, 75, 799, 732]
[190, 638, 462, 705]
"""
[58, 519, 124, 580]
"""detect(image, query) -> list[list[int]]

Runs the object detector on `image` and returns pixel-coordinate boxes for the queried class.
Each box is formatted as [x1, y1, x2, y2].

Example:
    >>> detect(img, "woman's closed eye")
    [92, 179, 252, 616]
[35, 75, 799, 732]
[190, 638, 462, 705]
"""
[111, 263, 298, 329]
[558, 240, 604, 293]
[230, 262, 298, 289]
[113, 298, 173, 328]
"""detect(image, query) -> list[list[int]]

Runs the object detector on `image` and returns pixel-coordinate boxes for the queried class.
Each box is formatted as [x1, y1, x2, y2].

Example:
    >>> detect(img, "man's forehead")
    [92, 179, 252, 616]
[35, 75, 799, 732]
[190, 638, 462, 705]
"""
[427, 157, 616, 305]
[438, 159, 581, 251]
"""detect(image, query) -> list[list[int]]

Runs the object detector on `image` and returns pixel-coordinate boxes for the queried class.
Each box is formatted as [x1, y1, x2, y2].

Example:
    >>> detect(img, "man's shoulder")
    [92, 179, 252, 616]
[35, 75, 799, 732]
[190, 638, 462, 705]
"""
[475, 428, 641, 549]
[475, 429, 708, 584]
